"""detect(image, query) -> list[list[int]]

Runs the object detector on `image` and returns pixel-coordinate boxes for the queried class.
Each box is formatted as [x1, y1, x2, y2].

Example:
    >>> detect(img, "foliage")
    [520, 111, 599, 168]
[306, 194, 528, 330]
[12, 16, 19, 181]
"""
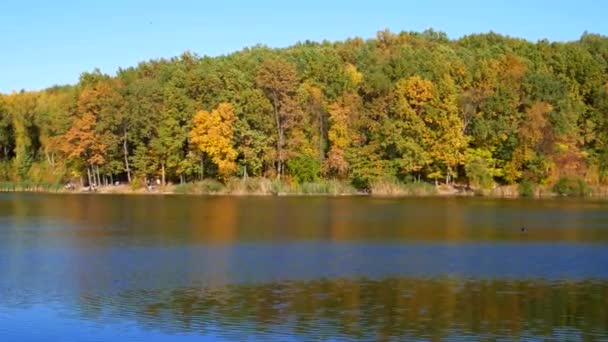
[1, 29, 608, 196]
[464, 148, 497, 189]
[190, 103, 238, 179]
[286, 153, 321, 183]
[518, 179, 536, 197]
[552, 176, 591, 197]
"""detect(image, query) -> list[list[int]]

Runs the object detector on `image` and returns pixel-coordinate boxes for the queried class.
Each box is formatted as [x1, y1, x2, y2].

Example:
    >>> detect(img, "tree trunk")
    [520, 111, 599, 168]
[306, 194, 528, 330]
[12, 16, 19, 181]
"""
[86, 166, 92, 187]
[318, 108, 325, 163]
[201, 158, 204, 180]
[200, 156, 204, 180]
[123, 128, 131, 183]
[272, 94, 283, 179]
[45, 150, 52, 166]
[96, 165, 101, 187]
[161, 162, 166, 186]
[180, 174, 184, 184]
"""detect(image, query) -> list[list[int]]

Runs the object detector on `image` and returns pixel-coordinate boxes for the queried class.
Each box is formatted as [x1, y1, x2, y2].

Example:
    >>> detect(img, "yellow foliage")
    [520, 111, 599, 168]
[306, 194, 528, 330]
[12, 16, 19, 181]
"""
[324, 93, 360, 176]
[344, 63, 363, 86]
[190, 103, 238, 179]
[399, 76, 434, 110]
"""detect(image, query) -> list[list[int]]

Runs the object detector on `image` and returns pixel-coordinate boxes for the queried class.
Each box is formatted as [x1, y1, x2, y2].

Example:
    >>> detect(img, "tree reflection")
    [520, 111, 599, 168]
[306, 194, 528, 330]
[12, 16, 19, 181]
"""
[75, 277, 608, 341]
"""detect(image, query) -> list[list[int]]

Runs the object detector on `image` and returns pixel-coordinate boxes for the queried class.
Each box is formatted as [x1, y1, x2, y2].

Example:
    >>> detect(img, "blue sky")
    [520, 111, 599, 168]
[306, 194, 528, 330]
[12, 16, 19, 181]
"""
[1, 0, 606, 93]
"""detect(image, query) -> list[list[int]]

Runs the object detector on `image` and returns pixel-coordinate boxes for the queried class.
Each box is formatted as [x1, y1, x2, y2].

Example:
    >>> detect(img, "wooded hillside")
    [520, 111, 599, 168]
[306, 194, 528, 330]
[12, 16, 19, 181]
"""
[1, 30, 607, 191]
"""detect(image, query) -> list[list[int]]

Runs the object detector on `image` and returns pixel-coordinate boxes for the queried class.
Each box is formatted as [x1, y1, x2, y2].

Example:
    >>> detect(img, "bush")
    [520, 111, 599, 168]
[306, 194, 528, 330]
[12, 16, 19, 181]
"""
[130, 178, 145, 192]
[197, 179, 225, 193]
[286, 154, 320, 183]
[465, 155, 494, 190]
[0, 181, 16, 191]
[173, 182, 197, 194]
[174, 179, 226, 194]
[553, 176, 590, 197]
[27, 162, 67, 184]
[0, 161, 13, 181]
[519, 179, 536, 197]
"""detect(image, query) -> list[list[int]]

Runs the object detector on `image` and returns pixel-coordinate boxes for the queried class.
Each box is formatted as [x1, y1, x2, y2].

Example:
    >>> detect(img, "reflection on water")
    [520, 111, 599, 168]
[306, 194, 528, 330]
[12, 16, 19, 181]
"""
[83, 278, 608, 341]
[1, 193, 608, 341]
[1, 278, 607, 341]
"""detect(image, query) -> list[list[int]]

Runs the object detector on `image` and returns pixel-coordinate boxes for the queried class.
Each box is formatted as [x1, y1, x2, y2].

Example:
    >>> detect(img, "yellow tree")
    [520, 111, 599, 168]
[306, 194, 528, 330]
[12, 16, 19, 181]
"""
[390, 76, 435, 177]
[190, 103, 237, 179]
[391, 75, 466, 184]
[4, 92, 38, 180]
[324, 92, 360, 177]
[428, 75, 467, 184]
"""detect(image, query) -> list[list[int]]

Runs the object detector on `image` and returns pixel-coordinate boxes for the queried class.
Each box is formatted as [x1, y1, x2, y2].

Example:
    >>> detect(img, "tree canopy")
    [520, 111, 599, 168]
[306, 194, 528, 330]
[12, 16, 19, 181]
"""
[2, 30, 608, 189]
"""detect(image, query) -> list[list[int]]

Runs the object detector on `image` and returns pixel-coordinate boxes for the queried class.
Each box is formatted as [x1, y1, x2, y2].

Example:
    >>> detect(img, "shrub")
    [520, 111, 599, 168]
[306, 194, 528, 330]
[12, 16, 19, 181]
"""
[519, 179, 536, 197]
[130, 178, 145, 192]
[553, 176, 590, 197]
[464, 154, 494, 190]
[286, 154, 320, 183]
[173, 182, 197, 194]
[196, 179, 225, 193]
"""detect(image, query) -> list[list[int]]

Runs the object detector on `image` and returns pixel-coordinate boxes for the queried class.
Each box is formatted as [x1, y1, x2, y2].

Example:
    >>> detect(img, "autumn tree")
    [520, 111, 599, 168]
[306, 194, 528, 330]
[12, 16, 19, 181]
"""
[256, 57, 299, 179]
[190, 103, 238, 179]
[61, 112, 107, 187]
[1, 29, 608, 192]
[324, 92, 360, 177]
[388, 76, 434, 179]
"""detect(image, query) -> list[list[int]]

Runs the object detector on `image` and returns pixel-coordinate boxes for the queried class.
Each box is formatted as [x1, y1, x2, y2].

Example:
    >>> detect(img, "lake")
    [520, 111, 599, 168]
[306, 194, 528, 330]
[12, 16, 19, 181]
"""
[0, 193, 607, 341]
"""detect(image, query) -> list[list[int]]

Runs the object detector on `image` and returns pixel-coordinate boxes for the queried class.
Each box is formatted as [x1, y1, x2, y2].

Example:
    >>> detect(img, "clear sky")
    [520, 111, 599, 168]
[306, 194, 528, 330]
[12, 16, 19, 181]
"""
[1, 0, 606, 93]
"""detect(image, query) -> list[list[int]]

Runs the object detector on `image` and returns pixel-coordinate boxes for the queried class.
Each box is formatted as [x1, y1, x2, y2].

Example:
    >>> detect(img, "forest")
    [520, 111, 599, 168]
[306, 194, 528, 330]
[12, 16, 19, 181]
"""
[1, 29, 608, 195]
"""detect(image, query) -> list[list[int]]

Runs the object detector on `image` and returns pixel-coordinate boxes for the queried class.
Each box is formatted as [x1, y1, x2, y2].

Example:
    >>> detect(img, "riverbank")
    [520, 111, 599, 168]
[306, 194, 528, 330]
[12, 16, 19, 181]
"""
[3, 179, 608, 198]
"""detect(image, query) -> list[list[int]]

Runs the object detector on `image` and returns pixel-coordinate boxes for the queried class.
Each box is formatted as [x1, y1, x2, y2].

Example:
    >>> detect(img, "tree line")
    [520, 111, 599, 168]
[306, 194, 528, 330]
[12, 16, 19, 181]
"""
[1, 29, 608, 190]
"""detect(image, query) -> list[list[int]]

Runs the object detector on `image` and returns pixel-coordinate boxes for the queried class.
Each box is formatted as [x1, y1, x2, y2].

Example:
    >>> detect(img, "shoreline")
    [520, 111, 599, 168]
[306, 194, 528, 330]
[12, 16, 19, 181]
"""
[2, 183, 608, 199]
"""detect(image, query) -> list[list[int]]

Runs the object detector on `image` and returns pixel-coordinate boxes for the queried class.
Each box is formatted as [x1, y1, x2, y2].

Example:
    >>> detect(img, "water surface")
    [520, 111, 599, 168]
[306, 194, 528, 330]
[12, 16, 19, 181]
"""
[0, 193, 607, 341]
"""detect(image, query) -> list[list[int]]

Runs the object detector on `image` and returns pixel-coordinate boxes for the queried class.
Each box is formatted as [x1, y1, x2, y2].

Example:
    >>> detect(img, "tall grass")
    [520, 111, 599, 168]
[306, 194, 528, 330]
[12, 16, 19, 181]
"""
[173, 179, 226, 194]
[172, 178, 359, 196]
[370, 178, 437, 196]
[0, 181, 63, 192]
[295, 180, 358, 195]
[226, 177, 273, 195]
